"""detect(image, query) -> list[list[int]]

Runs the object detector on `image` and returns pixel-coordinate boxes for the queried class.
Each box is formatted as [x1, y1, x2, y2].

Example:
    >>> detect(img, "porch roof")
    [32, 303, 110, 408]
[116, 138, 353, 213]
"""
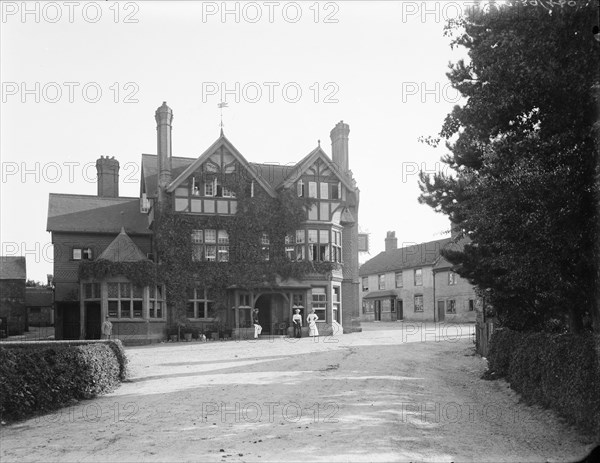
[363, 289, 399, 300]
[229, 276, 312, 291]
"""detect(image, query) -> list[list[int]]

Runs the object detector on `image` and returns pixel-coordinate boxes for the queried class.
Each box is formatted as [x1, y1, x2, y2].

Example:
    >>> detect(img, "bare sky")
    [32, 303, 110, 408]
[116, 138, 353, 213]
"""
[0, 1, 469, 282]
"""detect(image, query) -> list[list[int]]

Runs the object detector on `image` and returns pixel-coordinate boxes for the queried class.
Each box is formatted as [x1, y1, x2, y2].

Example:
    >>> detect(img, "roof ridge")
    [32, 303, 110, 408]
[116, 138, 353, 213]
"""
[48, 193, 140, 200]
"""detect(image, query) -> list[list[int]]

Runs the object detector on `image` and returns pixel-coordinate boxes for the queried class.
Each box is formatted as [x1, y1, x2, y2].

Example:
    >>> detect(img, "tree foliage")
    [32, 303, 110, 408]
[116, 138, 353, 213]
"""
[419, 1, 599, 332]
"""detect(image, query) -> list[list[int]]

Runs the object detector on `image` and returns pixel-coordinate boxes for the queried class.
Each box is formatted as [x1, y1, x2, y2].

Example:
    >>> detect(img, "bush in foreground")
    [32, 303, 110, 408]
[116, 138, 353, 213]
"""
[487, 328, 600, 438]
[0, 340, 127, 422]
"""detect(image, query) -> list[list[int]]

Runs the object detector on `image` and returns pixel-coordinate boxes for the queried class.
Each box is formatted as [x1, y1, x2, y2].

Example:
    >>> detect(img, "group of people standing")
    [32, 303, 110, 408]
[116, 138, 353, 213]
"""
[253, 308, 319, 339]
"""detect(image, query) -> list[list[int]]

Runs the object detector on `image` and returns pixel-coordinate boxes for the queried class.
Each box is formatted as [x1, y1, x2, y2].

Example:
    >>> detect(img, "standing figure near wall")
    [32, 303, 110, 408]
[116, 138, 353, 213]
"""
[253, 309, 262, 339]
[307, 310, 319, 337]
[293, 309, 302, 338]
[102, 316, 113, 340]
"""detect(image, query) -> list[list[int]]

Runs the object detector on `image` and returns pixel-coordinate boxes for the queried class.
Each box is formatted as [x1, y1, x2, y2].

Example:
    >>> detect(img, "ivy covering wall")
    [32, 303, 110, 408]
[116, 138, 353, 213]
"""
[80, 174, 338, 327]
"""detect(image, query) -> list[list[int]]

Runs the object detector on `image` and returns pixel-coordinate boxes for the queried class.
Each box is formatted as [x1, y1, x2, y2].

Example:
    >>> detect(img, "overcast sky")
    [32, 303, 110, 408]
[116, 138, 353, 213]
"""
[0, 1, 469, 282]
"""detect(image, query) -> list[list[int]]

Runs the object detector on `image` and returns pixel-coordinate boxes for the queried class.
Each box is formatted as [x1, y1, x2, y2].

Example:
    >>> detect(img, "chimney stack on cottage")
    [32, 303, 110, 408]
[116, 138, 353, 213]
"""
[330, 120, 350, 174]
[155, 101, 173, 202]
[96, 156, 119, 198]
[385, 231, 398, 252]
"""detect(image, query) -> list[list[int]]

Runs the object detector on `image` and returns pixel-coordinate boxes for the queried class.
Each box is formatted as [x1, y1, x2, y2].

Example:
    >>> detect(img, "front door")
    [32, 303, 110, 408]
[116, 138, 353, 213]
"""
[58, 302, 80, 340]
[374, 300, 382, 321]
[85, 301, 101, 339]
[397, 299, 403, 321]
[437, 300, 445, 322]
[254, 294, 272, 334]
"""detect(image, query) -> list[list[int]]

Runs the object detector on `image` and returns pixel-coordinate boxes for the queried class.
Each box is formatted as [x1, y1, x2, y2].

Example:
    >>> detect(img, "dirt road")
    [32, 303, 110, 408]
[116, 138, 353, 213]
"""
[1, 323, 595, 462]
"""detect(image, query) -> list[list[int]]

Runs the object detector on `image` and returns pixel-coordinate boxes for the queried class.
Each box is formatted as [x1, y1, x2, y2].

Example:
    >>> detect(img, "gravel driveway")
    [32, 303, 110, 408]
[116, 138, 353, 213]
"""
[1, 323, 596, 462]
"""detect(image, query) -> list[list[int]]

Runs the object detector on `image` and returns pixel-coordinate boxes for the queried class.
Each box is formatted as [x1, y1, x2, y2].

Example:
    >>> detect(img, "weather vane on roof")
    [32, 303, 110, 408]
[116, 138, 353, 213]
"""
[218, 101, 228, 135]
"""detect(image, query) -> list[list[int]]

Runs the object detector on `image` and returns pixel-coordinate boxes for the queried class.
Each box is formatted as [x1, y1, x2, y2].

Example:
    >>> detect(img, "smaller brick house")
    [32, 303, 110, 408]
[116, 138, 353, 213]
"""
[359, 232, 478, 323]
[0, 256, 27, 336]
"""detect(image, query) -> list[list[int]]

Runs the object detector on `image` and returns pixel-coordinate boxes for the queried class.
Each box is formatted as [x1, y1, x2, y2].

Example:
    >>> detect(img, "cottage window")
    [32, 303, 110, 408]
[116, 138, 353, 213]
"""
[469, 299, 475, 312]
[332, 286, 341, 322]
[311, 287, 327, 320]
[395, 272, 403, 288]
[414, 268, 423, 286]
[414, 295, 424, 312]
[378, 274, 385, 290]
[307, 229, 331, 262]
[297, 180, 305, 197]
[191, 229, 204, 262]
[192, 176, 200, 196]
[218, 230, 229, 262]
[107, 282, 143, 319]
[331, 182, 340, 200]
[204, 180, 214, 197]
[332, 229, 342, 263]
[149, 285, 165, 318]
[192, 229, 228, 262]
[319, 229, 330, 261]
[295, 229, 306, 261]
[308, 181, 317, 198]
[260, 233, 270, 261]
[446, 299, 456, 314]
[285, 235, 295, 260]
[222, 184, 236, 198]
[448, 271, 458, 285]
[320, 182, 329, 199]
[187, 288, 213, 319]
[361, 277, 368, 292]
[72, 248, 93, 260]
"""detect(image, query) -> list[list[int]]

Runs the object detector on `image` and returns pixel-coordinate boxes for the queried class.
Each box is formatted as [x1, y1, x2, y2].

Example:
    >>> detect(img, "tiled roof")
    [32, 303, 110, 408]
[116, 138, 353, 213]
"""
[359, 238, 452, 276]
[141, 154, 195, 198]
[0, 256, 26, 280]
[47, 194, 151, 235]
[25, 288, 53, 306]
[97, 228, 149, 262]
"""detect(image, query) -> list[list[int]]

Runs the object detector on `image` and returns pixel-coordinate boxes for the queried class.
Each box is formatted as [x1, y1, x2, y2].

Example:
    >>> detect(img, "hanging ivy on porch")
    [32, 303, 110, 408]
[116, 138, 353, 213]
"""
[78, 259, 157, 288]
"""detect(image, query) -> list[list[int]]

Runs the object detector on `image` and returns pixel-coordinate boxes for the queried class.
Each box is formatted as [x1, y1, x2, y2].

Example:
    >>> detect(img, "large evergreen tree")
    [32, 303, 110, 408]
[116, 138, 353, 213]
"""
[419, 0, 600, 332]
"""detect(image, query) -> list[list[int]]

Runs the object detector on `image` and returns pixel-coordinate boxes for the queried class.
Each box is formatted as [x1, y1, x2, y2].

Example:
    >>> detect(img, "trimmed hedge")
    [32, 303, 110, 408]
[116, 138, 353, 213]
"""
[0, 340, 128, 422]
[487, 328, 600, 438]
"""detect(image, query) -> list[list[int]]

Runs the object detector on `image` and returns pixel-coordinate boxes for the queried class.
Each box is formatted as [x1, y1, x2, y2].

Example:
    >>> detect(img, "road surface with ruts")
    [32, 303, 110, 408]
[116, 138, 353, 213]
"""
[1, 322, 595, 462]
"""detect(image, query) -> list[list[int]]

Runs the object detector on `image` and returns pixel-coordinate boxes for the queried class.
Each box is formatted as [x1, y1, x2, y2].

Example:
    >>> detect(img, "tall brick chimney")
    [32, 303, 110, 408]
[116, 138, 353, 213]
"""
[385, 231, 398, 252]
[330, 120, 350, 174]
[96, 156, 119, 197]
[155, 102, 173, 203]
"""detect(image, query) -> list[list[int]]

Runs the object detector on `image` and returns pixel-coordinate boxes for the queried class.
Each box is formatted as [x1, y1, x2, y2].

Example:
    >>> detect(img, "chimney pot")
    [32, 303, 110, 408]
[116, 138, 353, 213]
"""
[96, 156, 119, 198]
[330, 121, 350, 174]
[155, 102, 174, 203]
[385, 231, 398, 252]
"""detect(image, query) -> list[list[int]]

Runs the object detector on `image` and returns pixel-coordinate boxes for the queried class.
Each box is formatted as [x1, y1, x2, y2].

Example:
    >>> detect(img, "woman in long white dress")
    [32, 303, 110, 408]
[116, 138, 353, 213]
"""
[307, 310, 319, 337]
